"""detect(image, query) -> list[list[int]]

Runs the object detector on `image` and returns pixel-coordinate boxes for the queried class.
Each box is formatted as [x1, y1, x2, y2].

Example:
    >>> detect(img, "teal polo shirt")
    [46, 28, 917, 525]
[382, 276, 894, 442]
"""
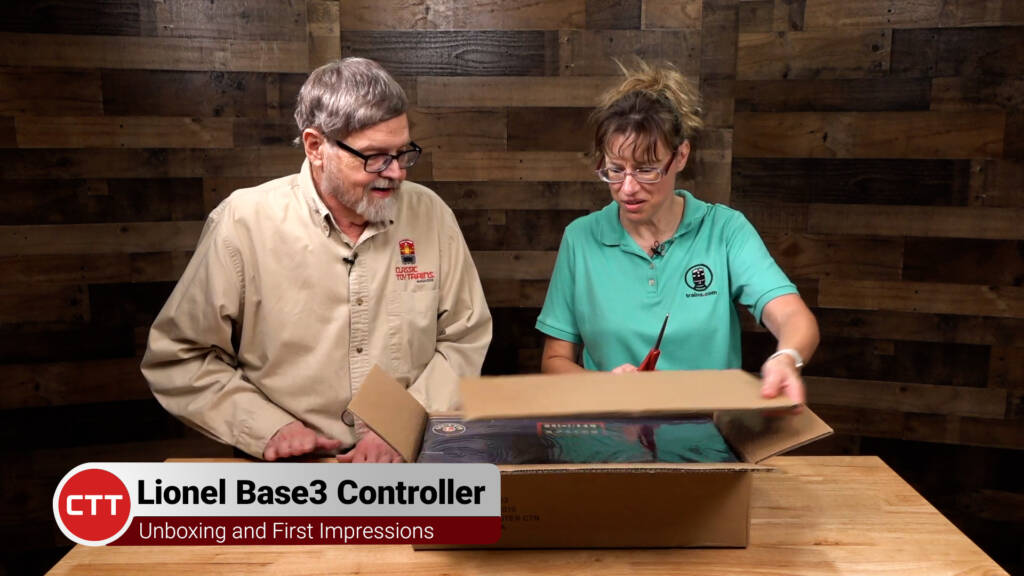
[536, 190, 797, 371]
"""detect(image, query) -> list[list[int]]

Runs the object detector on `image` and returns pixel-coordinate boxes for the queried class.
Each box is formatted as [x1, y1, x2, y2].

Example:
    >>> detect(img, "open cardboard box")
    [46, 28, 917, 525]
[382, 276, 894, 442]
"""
[350, 365, 833, 548]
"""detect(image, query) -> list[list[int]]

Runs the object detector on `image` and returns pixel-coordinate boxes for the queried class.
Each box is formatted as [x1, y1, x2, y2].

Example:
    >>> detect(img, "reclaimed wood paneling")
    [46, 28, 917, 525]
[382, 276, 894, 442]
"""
[1, 178, 204, 224]
[456, 210, 585, 250]
[902, 238, 1024, 286]
[812, 406, 1023, 450]
[432, 151, 593, 181]
[471, 251, 558, 280]
[0, 68, 103, 116]
[807, 204, 1023, 240]
[818, 279, 1024, 319]
[339, 0, 585, 30]
[803, 0, 1024, 30]
[417, 76, 620, 107]
[101, 70, 273, 117]
[15, 117, 234, 149]
[342, 31, 558, 76]
[0, 222, 204, 256]
[138, 0, 307, 40]
[806, 376, 1008, 419]
[931, 76, 1024, 112]
[891, 27, 1024, 78]
[407, 107, 508, 152]
[643, 0, 702, 29]
[0, 253, 191, 285]
[0, 358, 152, 410]
[970, 159, 1024, 207]
[0, 284, 88, 324]
[0, 32, 309, 72]
[734, 111, 1005, 158]
[0, 116, 14, 148]
[734, 78, 931, 112]
[0, 148, 305, 179]
[0, 0, 142, 36]
[763, 233, 904, 280]
[815, 309, 1024, 347]
[507, 107, 592, 151]
[431, 181, 610, 211]
[558, 30, 700, 76]
[738, 29, 891, 80]
[733, 158, 970, 205]
[308, 0, 340, 68]
[700, 0, 739, 79]
[585, 0, 642, 29]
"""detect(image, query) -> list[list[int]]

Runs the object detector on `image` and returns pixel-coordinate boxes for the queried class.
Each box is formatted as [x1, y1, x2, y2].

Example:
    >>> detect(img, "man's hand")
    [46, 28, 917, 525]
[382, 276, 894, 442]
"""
[611, 363, 639, 374]
[336, 430, 403, 463]
[264, 420, 343, 461]
[760, 354, 805, 409]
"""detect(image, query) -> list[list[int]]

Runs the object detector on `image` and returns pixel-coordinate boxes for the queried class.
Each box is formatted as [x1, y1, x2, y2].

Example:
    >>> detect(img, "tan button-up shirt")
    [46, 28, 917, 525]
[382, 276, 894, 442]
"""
[142, 160, 492, 458]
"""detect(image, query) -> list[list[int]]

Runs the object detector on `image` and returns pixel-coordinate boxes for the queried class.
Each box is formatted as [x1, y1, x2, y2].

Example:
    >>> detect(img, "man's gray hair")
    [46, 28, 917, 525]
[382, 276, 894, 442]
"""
[293, 58, 408, 144]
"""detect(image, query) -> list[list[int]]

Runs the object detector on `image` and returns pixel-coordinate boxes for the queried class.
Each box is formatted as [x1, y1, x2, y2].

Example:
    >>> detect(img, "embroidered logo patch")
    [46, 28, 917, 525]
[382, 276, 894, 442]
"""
[684, 264, 719, 299]
[399, 238, 416, 265]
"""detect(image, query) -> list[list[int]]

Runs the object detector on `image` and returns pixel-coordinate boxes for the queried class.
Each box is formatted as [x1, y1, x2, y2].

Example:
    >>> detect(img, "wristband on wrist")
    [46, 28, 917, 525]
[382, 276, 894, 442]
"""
[767, 348, 805, 369]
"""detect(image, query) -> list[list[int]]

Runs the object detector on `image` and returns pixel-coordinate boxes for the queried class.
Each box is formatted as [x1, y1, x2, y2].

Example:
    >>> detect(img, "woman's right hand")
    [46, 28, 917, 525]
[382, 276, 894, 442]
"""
[611, 363, 639, 374]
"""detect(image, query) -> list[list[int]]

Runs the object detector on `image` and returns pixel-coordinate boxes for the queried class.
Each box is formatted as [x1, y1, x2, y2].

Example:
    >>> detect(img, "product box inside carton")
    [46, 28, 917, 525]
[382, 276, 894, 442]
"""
[349, 365, 833, 549]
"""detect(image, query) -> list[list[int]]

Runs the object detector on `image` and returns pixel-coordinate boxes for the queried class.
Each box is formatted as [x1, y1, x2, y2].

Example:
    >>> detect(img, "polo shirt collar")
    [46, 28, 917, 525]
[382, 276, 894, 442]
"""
[597, 189, 708, 246]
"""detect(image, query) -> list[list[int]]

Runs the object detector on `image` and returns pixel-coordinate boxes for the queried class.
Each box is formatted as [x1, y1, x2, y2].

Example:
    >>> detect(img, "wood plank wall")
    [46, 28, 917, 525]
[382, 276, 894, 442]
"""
[0, 0, 1021, 573]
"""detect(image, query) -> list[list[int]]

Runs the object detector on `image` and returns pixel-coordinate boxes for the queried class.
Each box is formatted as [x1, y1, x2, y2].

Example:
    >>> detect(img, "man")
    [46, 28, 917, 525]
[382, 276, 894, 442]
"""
[142, 58, 492, 462]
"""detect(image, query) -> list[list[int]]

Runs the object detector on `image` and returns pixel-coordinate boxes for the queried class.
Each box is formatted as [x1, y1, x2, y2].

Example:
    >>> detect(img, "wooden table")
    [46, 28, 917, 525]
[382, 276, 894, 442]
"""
[48, 456, 1008, 575]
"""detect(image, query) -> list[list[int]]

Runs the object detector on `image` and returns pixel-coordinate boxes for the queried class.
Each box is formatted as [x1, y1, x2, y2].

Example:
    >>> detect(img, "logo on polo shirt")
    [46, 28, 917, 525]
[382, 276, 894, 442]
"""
[684, 264, 718, 299]
[399, 238, 416, 265]
[395, 238, 435, 283]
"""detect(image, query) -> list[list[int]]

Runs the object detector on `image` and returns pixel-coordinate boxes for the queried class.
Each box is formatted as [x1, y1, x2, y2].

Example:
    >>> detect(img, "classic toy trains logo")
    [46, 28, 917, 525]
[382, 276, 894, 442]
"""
[432, 422, 466, 436]
[684, 264, 718, 298]
[399, 239, 416, 265]
[395, 238, 435, 283]
[54, 467, 133, 546]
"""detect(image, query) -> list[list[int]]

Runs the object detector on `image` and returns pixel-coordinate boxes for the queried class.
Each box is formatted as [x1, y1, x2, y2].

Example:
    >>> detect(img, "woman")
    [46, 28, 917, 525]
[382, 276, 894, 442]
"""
[536, 61, 818, 404]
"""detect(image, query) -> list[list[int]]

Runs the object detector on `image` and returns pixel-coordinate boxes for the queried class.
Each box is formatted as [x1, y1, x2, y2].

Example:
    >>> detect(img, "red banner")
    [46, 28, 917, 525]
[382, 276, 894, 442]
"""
[114, 517, 500, 545]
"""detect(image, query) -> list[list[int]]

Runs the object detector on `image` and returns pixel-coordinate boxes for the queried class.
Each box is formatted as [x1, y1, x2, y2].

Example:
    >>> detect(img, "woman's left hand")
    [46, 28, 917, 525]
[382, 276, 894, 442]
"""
[760, 354, 805, 406]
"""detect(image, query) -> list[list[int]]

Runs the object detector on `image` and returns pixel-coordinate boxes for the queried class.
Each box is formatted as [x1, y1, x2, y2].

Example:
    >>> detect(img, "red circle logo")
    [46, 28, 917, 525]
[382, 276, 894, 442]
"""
[54, 467, 132, 545]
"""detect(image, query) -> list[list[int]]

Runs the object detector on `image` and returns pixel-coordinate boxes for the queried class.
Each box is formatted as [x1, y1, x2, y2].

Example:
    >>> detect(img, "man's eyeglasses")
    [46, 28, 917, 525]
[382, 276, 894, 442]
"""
[596, 151, 675, 184]
[334, 139, 422, 173]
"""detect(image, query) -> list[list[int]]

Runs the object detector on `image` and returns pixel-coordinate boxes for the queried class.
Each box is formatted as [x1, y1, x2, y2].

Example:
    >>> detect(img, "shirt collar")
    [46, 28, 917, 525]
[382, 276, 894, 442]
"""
[597, 189, 708, 246]
[301, 159, 334, 237]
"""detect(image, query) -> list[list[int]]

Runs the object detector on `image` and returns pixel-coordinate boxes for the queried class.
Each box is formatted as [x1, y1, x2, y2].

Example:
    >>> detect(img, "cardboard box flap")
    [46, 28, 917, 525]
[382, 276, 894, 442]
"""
[347, 364, 426, 463]
[498, 462, 768, 474]
[460, 369, 796, 420]
[715, 408, 834, 464]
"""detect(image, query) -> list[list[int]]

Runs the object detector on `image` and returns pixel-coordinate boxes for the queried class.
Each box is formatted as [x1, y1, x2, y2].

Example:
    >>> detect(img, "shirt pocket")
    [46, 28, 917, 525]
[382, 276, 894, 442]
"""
[386, 285, 439, 384]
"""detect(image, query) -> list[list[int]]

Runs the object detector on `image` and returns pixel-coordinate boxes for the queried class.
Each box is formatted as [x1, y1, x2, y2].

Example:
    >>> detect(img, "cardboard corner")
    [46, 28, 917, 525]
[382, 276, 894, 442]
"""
[715, 407, 834, 464]
[347, 364, 427, 463]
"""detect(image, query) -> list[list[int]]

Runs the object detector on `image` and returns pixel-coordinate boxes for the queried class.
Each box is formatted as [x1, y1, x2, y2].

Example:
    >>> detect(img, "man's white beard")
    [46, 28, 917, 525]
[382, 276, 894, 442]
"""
[354, 191, 396, 224]
[340, 178, 398, 224]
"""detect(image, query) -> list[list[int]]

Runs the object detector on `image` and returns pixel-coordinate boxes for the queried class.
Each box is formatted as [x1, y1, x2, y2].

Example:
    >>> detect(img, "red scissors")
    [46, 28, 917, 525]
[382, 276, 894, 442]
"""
[638, 314, 669, 371]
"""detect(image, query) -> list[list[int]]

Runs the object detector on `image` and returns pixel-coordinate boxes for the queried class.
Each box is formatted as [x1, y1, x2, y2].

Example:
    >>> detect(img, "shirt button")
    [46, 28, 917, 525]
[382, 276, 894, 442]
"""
[355, 297, 364, 306]
[341, 410, 355, 427]
[356, 347, 363, 353]
[321, 223, 329, 235]
[649, 263, 655, 269]
[649, 279, 655, 286]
